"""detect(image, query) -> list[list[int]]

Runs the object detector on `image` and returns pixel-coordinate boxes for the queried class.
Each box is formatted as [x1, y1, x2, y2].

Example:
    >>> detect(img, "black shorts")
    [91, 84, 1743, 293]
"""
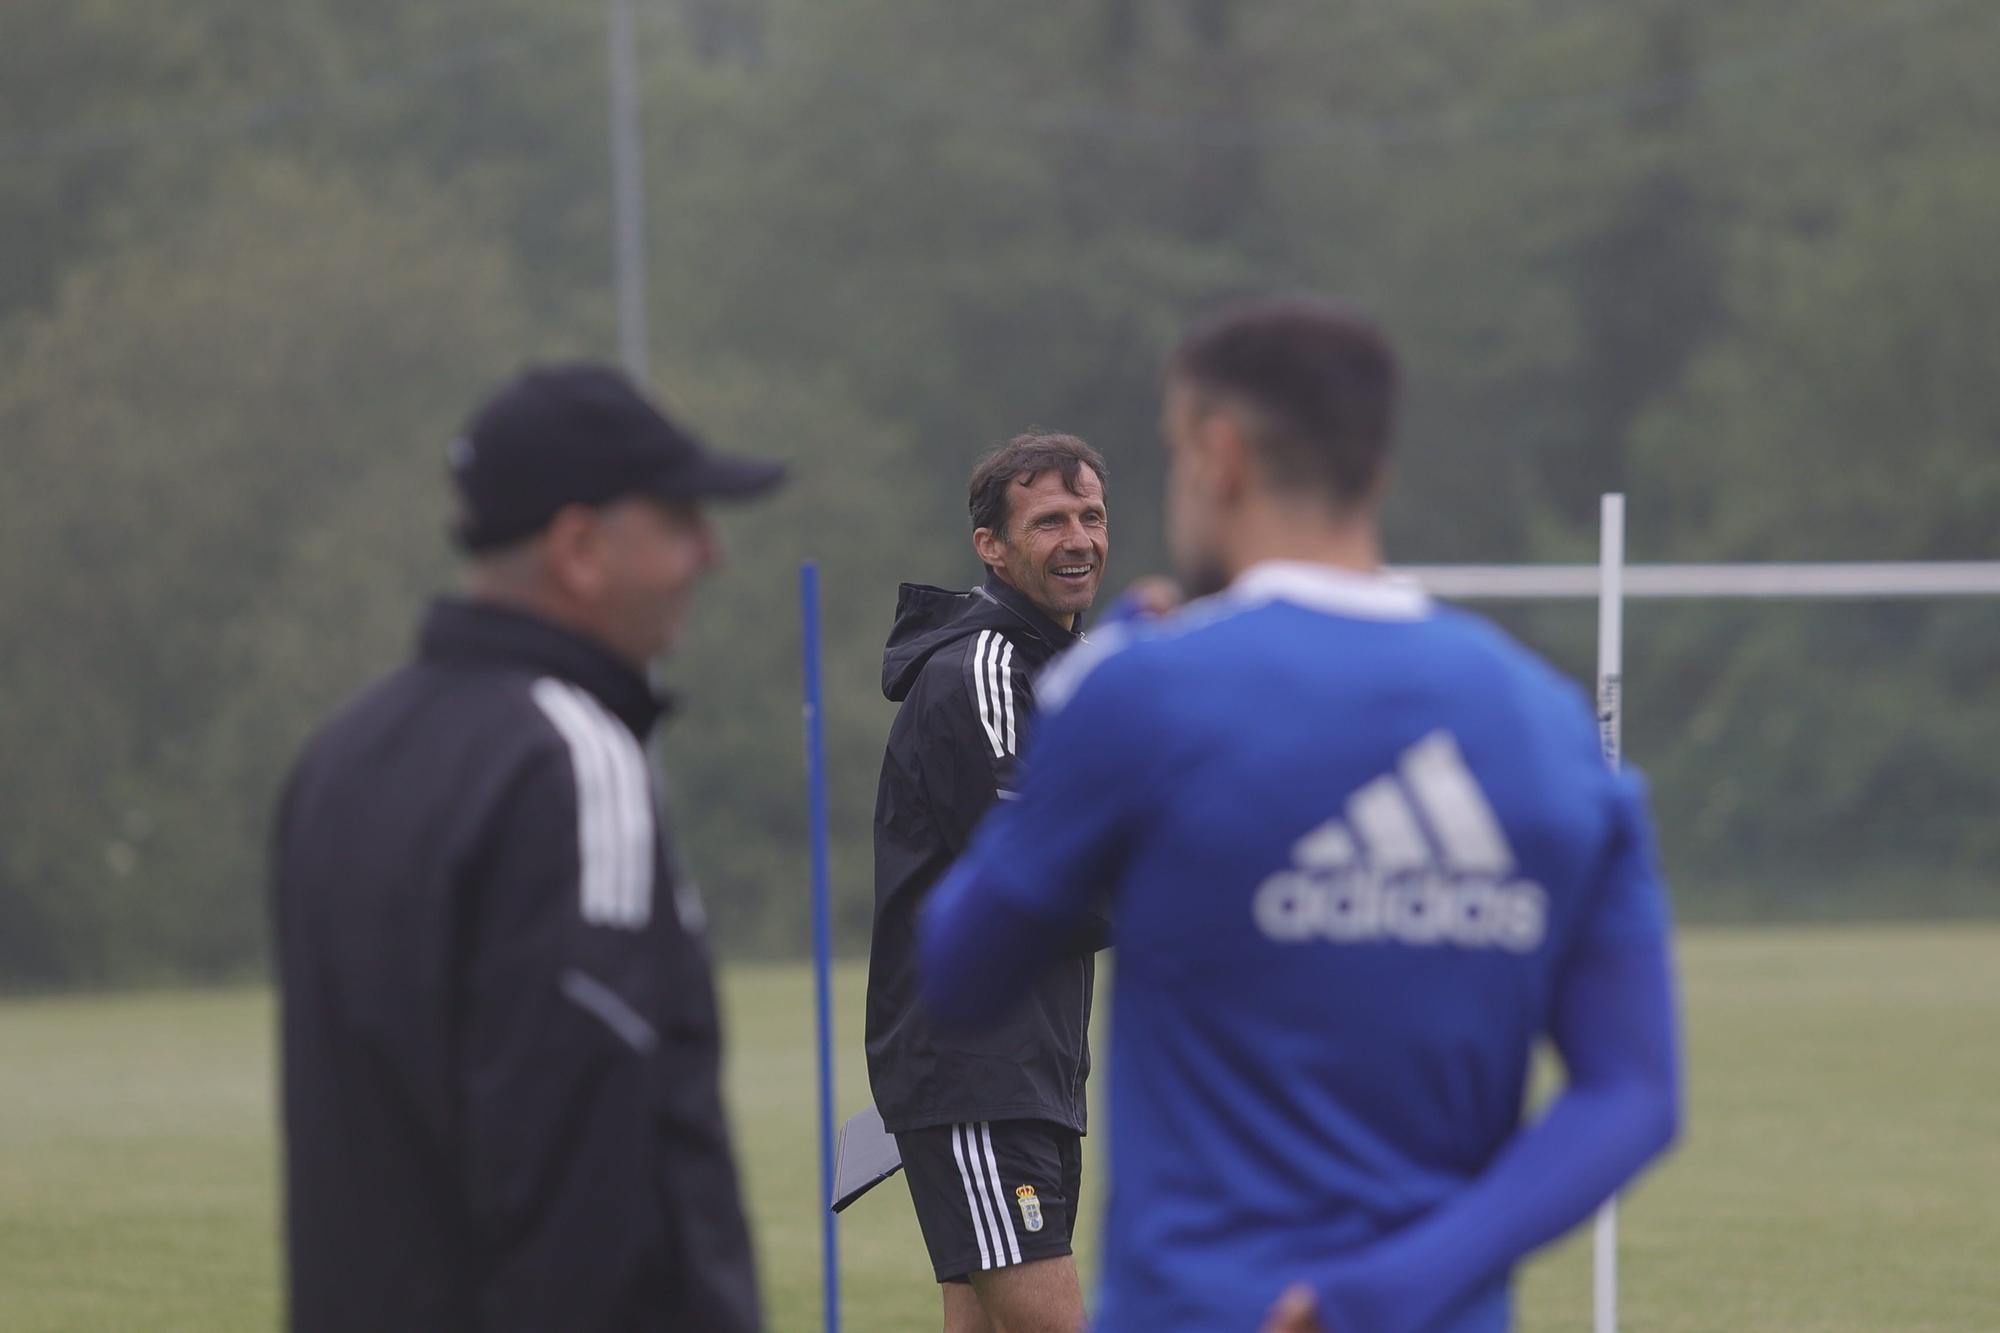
[896, 1119, 1082, 1283]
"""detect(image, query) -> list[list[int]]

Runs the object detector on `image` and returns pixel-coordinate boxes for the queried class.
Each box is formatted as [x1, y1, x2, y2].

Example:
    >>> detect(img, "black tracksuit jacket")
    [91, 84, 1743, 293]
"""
[272, 600, 759, 1333]
[866, 574, 1103, 1136]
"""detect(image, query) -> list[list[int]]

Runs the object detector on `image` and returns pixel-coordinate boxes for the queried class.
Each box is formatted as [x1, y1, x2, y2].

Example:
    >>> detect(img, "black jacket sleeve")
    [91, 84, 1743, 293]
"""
[918, 636, 1109, 954]
[456, 743, 760, 1333]
[916, 631, 1026, 854]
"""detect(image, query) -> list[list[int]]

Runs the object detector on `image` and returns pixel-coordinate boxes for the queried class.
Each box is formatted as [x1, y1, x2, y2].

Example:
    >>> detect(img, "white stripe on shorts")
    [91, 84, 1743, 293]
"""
[978, 1122, 1024, 1266]
[950, 1123, 995, 1271]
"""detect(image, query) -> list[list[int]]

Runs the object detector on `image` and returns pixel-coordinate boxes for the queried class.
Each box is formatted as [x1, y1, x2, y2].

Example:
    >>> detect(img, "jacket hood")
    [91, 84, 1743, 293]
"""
[881, 577, 1078, 701]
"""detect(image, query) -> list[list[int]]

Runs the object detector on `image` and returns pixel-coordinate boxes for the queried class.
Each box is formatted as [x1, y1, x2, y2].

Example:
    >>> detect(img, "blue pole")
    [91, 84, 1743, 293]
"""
[800, 562, 841, 1333]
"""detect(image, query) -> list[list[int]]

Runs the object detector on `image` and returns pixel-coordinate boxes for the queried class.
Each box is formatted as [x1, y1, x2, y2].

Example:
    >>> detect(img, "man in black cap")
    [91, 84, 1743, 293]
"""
[272, 364, 782, 1332]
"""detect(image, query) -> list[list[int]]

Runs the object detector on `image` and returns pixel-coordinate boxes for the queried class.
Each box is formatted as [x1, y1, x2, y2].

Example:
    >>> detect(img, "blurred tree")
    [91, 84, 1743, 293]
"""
[1627, 145, 2000, 904]
[0, 158, 542, 984]
[644, 356, 928, 954]
[3, 0, 1997, 981]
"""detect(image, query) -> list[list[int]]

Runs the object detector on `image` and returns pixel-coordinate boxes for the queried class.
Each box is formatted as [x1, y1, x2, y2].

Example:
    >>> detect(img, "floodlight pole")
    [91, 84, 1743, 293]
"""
[1593, 494, 1626, 1333]
[607, 0, 650, 380]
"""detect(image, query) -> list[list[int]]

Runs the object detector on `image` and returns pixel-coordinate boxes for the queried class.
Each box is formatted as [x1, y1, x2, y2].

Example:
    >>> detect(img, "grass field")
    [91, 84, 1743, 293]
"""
[4, 926, 1998, 1331]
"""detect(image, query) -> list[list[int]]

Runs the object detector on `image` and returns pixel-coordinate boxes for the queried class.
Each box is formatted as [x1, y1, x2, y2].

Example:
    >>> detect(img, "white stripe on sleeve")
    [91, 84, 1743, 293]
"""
[558, 967, 658, 1053]
[531, 679, 655, 930]
[997, 640, 1017, 755]
[532, 679, 617, 925]
[582, 692, 633, 924]
[585, 690, 656, 928]
[970, 632, 1006, 759]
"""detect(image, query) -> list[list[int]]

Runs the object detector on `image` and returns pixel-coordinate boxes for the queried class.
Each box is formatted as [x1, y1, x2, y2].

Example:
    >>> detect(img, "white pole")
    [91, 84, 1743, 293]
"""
[1593, 493, 1625, 1333]
[1597, 495, 1625, 768]
[1395, 560, 2000, 600]
[607, 0, 650, 381]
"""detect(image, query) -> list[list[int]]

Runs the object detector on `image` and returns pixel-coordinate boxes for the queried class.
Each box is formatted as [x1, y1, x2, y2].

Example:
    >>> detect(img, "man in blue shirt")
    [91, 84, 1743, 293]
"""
[920, 296, 1682, 1332]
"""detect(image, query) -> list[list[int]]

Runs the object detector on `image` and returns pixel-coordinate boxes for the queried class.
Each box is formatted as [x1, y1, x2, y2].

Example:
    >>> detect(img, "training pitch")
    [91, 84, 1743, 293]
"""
[2, 925, 1996, 1331]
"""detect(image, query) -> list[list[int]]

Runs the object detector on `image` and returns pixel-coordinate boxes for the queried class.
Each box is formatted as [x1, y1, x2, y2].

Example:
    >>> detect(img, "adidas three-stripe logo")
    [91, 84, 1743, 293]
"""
[970, 630, 1017, 760]
[532, 678, 655, 930]
[950, 1122, 1025, 1270]
[1254, 731, 1548, 952]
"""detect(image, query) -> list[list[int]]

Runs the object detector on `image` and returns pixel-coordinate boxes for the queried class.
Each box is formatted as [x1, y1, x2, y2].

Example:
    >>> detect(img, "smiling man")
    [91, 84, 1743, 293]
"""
[920, 298, 1682, 1333]
[866, 432, 1111, 1333]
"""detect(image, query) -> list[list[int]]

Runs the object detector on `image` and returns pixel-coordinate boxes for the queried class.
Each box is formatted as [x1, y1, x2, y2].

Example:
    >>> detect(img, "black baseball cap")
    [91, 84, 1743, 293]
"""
[448, 362, 785, 552]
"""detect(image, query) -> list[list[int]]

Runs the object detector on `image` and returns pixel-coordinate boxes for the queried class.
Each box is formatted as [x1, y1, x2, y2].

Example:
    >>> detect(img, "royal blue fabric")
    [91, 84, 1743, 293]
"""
[921, 567, 1681, 1332]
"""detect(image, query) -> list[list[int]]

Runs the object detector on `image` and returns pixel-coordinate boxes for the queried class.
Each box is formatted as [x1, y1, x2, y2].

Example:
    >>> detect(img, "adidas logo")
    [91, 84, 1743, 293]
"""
[1253, 731, 1548, 953]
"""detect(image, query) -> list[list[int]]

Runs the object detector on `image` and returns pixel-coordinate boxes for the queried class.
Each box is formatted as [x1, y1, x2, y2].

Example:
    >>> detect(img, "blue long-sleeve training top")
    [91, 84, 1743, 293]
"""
[921, 561, 1682, 1333]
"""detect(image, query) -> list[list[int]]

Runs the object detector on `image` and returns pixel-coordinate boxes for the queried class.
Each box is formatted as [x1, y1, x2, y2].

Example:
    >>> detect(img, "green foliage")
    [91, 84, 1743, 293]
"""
[0, 157, 544, 984]
[649, 356, 928, 953]
[1626, 146, 2000, 892]
[3, 0, 1997, 983]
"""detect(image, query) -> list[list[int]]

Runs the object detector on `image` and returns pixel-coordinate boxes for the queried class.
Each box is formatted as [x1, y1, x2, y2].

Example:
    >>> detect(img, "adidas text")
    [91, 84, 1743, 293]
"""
[1255, 868, 1547, 952]
[1251, 730, 1549, 953]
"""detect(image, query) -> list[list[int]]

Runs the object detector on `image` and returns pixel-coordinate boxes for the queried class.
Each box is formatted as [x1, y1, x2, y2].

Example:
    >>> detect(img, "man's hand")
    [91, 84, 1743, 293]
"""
[1097, 576, 1185, 628]
[1260, 1283, 1327, 1333]
[1117, 576, 1184, 619]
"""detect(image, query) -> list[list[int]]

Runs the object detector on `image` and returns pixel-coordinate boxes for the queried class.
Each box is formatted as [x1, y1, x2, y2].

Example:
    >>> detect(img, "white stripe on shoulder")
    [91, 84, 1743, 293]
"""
[970, 631, 1006, 759]
[997, 639, 1018, 755]
[582, 689, 655, 929]
[531, 679, 617, 925]
[531, 679, 654, 930]
[951, 1123, 996, 1271]
[562, 681, 652, 928]
[569, 685, 635, 925]
[1232, 561, 1432, 620]
[984, 633, 1009, 757]
[1043, 589, 1308, 715]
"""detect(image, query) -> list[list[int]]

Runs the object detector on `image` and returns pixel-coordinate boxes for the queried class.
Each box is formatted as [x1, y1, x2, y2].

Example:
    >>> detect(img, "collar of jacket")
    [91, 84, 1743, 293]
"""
[975, 572, 1083, 651]
[418, 597, 672, 738]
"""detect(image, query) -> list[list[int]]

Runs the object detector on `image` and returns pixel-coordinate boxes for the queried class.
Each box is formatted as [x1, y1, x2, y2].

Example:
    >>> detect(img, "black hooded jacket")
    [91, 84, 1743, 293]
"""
[866, 574, 1103, 1135]
[273, 600, 760, 1332]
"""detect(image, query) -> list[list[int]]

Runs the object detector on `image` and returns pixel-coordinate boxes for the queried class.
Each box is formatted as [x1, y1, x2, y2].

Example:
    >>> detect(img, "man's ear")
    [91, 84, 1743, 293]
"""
[1361, 458, 1394, 506]
[1204, 409, 1256, 508]
[542, 503, 608, 600]
[972, 525, 1006, 572]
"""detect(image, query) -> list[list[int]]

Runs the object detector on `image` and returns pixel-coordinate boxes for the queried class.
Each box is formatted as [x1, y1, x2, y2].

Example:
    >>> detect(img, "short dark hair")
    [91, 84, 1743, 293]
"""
[1169, 295, 1399, 505]
[967, 432, 1108, 536]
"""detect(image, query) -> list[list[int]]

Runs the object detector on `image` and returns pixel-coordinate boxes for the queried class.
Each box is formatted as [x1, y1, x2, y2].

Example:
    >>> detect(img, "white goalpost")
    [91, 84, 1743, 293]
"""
[1398, 494, 2000, 1333]
[1592, 494, 1625, 1333]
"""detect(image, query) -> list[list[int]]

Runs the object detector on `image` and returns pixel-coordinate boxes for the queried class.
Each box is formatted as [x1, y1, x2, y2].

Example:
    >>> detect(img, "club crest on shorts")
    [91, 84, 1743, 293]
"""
[1015, 1184, 1045, 1233]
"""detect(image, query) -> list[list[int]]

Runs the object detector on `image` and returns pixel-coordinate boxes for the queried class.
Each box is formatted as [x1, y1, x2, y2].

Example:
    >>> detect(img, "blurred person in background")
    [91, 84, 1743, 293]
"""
[272, 365, 780, 1332]
[867, 433, 1113, 1333]
[921, 297, 1682, 1332]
